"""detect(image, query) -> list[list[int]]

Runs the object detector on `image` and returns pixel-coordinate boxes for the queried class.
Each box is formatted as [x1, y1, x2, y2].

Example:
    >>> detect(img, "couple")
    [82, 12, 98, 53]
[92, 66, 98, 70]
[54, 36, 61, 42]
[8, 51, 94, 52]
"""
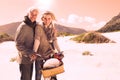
[15, 7, 61, 80]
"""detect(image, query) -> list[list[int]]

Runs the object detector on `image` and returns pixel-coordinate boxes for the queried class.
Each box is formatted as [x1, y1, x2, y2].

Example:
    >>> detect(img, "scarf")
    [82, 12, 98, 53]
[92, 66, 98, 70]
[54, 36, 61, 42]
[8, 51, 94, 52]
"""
[42, 23, 56, 42]
[24, 16, 37, 29]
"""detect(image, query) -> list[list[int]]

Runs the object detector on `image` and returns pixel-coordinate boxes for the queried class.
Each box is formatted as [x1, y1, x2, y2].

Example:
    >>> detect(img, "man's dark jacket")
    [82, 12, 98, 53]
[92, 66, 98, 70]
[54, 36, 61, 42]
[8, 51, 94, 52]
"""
[15, 16, 36, 64]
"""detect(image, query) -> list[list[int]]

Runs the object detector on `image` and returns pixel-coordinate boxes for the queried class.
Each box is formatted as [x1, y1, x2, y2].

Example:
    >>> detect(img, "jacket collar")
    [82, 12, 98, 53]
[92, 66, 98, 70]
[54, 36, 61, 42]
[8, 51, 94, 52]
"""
[24, 16, 37, 28]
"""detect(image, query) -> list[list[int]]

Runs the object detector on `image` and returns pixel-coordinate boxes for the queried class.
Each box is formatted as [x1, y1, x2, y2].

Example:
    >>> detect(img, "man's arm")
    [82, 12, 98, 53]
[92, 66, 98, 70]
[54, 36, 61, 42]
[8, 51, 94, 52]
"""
[15, 25, 35, 57]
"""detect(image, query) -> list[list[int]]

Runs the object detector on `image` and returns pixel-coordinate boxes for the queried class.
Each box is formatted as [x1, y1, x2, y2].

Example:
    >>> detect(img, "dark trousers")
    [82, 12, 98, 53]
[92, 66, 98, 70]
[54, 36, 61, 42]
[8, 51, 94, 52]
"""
[35, 60, 43, 80]
[51, 75, 57, 80]
[19, 63, 33, 80]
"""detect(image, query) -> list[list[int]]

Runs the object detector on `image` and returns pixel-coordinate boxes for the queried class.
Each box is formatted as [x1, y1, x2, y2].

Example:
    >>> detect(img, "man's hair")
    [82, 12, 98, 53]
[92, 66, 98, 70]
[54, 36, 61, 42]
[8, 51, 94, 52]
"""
[27, 6, 39, 15]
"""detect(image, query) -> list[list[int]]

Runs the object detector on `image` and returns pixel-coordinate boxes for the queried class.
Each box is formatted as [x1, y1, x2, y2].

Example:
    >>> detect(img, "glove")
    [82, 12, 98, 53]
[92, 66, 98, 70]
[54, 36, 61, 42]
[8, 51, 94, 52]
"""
[53, 51, 64, 61]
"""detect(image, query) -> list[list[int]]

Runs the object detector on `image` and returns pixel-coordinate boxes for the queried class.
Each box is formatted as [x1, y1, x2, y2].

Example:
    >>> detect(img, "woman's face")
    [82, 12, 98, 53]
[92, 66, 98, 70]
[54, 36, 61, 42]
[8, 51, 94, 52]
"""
[42, 15, 52, 26]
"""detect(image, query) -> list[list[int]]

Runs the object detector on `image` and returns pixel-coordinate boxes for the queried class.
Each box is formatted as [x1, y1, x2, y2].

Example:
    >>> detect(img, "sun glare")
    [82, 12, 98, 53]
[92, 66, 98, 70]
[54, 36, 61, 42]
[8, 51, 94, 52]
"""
[36, 0, 54, 10]
[39, 0, 51, 5]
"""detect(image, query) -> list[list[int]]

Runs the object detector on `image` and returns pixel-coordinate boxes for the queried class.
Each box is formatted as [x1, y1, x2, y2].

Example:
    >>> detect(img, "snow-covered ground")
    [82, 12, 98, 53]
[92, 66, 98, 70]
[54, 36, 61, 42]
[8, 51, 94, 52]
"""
[0, 32, 120, 80]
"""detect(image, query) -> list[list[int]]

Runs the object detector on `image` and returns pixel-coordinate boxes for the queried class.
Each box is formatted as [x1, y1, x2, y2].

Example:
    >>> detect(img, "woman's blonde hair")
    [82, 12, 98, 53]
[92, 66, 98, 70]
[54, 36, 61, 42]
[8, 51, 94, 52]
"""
[41, 11, 56, 21]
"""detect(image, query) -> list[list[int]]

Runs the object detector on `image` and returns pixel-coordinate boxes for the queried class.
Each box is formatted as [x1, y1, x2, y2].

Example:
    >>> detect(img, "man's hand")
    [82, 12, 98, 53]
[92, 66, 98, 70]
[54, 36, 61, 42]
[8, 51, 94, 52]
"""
[29, 53, 37, 61]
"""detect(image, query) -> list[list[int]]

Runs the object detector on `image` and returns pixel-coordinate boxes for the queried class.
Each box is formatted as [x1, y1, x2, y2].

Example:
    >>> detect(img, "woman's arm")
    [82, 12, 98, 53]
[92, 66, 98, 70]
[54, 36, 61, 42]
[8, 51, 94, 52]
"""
[53, 39, 61, 52]
[33, 25, 41, 52]
[33, 39, 40, 52]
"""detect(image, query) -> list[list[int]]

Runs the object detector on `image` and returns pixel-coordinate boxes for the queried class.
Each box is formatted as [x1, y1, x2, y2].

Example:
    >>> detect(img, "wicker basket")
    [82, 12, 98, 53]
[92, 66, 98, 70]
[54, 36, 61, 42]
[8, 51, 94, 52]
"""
[41, 64, 65, 78]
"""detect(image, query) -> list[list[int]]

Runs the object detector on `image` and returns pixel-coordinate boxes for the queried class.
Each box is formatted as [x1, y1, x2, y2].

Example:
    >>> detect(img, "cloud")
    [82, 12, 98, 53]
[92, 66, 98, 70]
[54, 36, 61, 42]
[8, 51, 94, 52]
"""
[67, 14, 96, 24]
[67, 14, 80, 24]
[85, 21, 106, 30]
[59, 18, 66, 24]
[84, 16, 95, 23]
[92, 21, 106, 30]
[58, 14, 106, 30]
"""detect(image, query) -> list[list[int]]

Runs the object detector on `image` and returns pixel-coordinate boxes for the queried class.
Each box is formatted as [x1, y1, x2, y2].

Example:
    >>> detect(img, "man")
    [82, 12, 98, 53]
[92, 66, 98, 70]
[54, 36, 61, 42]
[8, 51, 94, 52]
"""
[15, 7, 39, 80]
[41, 11, 61, 80]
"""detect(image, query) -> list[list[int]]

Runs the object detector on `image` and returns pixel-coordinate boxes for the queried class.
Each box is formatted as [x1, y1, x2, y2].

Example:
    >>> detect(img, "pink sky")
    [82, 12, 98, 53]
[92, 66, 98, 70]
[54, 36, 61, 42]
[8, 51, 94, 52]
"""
[0, 0, 120, 30]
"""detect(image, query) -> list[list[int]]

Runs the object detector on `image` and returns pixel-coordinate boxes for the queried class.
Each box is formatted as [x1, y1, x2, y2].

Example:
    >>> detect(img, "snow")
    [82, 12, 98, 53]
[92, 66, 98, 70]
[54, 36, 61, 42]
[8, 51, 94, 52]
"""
[0, 32, 120, 80]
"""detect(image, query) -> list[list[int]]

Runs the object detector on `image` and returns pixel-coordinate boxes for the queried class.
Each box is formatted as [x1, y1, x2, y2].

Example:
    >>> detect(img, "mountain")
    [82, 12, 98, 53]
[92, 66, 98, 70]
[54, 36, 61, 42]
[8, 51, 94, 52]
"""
[0, 22, 21, 37]
[0, 22, 87, 37]
[97, 13, 120, 32]
[54, 24, 86, 34]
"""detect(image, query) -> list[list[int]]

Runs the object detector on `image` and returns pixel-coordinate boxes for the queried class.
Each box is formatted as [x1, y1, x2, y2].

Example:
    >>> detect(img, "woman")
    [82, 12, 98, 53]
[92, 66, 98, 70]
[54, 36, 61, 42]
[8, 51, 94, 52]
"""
[40, 11, 61, 80]
[41, 11, 61, 53]
[33, 24, 54, 80]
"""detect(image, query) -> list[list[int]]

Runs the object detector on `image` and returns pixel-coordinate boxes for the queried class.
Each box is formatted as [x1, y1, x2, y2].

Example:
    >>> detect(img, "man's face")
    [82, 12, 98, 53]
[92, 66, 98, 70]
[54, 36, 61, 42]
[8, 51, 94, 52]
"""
[29, 10, 39, 22]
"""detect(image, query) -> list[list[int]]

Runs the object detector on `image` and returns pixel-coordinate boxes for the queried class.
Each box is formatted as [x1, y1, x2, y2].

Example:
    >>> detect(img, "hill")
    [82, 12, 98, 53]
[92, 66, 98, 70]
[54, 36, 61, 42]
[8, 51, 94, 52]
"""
[71, 31, 114, 43]
[55, 24, 86, 34]
[0, 22, 86, 37]
[0, 33, 14, 43]
[0, 22, 21, 37]
[97, 13, 120, 32]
